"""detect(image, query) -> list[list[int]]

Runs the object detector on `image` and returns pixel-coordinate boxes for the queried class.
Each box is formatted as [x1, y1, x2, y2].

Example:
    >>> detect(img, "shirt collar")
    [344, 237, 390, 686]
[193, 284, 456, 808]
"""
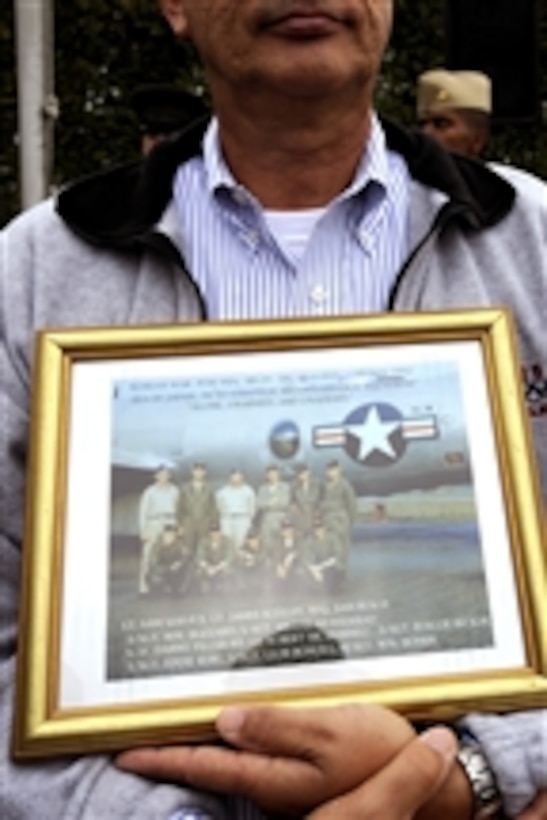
[202, 114, 390, 205]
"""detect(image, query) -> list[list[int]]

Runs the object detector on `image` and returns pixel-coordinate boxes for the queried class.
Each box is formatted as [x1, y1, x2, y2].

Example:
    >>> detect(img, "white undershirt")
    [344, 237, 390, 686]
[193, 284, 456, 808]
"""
[263, 207, 327, 263]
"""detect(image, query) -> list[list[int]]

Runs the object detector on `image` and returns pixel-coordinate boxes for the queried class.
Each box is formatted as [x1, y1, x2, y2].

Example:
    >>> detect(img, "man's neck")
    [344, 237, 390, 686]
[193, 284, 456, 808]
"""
[214, 96, 373, 209]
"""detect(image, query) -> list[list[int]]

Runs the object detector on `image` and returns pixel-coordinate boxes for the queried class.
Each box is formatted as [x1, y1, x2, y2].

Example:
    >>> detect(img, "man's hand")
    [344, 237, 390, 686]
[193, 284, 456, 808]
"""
[116, 703, 460, 815]
[308, 727, 457, 820]
[518, 793, 547, 819]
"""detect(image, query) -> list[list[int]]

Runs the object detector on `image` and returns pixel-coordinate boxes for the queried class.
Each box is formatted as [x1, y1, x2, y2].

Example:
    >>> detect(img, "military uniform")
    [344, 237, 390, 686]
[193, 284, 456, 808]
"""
[291, 472, 322, 538]
[304, 528, 343, 592]
[272, 528, 303, 584]
[138, 479, 180, 593]
[320, 472, 357, 572]
[196, 531, 232, 592]
[216, 480, 256, 549]
[234, 533, 267, 587]
[177, 478, 216, 553]
[256, 478, 290, 553]
[147, 530, 194, 595]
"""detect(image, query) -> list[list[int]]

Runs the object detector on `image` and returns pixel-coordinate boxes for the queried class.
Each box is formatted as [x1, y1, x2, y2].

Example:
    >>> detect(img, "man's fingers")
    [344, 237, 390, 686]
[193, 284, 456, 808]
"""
[216, 702, 405, 759]
[215, 704, 339, 755]
[308, 727, 458, 820]
[115, 742, 323, 813]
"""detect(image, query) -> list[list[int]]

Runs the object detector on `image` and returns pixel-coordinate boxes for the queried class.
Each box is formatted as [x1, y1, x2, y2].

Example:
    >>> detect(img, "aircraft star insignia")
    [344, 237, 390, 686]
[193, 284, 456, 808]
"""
[313, 402, 438, 467]
[345, 405, 401, 461]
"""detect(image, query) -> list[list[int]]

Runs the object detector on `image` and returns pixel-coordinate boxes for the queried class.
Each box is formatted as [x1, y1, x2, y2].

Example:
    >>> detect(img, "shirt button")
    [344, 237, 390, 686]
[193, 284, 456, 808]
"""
[310, 284, 329, 305]
[232, 188, 248, 206]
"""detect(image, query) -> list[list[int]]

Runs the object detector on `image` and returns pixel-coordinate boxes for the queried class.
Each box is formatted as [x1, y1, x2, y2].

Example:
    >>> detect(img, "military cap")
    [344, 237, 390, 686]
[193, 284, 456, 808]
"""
[416, 69, 492, 119]
[130, 84, 208, 136]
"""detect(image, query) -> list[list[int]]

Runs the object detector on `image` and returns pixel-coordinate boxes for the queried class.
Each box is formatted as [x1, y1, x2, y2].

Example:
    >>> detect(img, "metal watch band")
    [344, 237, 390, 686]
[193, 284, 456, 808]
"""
[457, 737, 504, 819]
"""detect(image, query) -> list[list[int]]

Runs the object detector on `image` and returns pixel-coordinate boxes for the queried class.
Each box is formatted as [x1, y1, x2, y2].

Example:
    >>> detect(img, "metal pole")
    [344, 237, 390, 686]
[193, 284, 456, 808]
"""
[14, 0, 56, 209]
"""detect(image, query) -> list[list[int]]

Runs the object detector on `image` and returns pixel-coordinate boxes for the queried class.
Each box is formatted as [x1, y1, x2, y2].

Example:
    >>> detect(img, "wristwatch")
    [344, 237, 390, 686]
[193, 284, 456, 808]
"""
[456, 734, 504, 819]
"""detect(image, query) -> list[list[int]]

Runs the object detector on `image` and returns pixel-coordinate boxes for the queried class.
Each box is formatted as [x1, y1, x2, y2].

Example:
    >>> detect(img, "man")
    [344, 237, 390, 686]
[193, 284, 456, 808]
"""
[138, 464, 180, 593]
[233, 527, 267, 587]
[291, 462, 322, 539]
[2, 0, 547, 818]
[196, 520, 232, 593]
[256, 464, 290, 553]
[147, 523, 194, 596]
[176, 461, 217, 554]
[416, 67, 546, 201]
[320, 460, 358, 576]
[215, 469, 256, 551]
[130, 83, 208, 156]
[304, 516, 342, 591]
[272, 517, 302, 584]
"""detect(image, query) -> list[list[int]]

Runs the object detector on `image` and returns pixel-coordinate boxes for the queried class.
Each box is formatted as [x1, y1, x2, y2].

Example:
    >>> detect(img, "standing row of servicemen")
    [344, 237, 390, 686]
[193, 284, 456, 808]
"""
[137, 460, 358, 594]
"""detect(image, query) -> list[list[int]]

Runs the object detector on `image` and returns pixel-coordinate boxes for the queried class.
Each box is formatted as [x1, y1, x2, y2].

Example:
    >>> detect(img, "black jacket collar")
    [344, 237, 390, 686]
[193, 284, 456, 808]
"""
[57, 116, 515, 249]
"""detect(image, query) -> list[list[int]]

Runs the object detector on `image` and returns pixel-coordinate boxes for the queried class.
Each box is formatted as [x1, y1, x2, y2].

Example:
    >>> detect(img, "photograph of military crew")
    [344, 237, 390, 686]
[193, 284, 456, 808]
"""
[176, 461, 217, 554]
[130, 459, 358, 598]
[137, 464, 180, 594]
[146, 523, 195, 596]
[256, 465, 291, 554]
[196, 520, 233, 593]
[216, 468, 256, 550]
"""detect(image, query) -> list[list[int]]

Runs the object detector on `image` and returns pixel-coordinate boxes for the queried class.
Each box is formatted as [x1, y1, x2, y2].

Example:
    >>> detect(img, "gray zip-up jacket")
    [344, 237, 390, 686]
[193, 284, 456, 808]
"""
[1, 119, 547, 818]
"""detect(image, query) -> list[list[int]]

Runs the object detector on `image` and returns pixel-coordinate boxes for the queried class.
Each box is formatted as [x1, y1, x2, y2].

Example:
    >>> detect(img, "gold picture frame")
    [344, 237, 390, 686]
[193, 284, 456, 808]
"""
[13, 308, 547, 760]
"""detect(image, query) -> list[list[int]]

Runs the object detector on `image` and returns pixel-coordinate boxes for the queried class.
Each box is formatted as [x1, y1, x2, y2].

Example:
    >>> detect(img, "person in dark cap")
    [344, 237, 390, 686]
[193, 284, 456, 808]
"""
[130, 83, 208, 155]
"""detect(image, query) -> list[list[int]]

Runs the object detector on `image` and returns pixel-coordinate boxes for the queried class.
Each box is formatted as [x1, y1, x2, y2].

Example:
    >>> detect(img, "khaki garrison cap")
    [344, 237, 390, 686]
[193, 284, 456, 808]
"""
[416, 69, 492, 119]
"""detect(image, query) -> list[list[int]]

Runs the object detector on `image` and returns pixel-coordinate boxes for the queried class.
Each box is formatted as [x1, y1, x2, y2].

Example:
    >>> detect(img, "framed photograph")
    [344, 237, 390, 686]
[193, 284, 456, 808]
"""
[14, 309, 547, 759]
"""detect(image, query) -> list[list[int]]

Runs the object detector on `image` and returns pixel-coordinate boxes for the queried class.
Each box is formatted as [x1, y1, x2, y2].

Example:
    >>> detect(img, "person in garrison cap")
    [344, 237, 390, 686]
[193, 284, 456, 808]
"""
[130, 83, 208, 156]
[416, 68, 546, 202]
[416, 68, 492, 157]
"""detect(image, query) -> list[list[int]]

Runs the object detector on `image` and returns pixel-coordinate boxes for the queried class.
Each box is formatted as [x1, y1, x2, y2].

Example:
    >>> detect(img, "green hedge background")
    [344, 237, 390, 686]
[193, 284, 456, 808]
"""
[1, 0, 545, 227]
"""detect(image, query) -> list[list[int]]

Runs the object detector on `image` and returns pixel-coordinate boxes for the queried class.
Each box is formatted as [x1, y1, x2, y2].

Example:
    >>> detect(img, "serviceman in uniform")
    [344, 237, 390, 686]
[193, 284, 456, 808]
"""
[304, 517, 343, 593]
[176, 461, 217, 555]
[233, 527, 267, 588]
[216, 468, 256, 550]
[272, 518, 302, 586]
[291, 463, 322, 540]
[196, 520, 233, 593]
[147, 523, 194, 596]
[137, 464, 180, 594]
[321, 460, 357, 577]
[256, 464, 291, 555]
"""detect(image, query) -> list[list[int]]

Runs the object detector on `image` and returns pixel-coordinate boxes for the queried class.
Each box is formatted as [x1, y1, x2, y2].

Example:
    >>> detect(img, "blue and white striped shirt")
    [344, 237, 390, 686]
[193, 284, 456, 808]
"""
[173, 116, 410, 320]
[170, 116, 410, 820]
